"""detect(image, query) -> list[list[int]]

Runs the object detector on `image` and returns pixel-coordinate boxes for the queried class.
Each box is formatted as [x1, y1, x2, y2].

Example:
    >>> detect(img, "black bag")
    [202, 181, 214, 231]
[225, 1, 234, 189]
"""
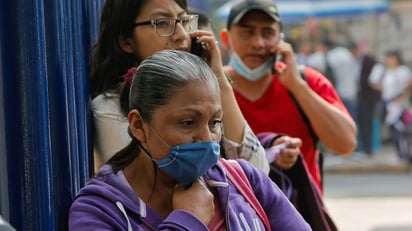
[269, 157, 338, 231]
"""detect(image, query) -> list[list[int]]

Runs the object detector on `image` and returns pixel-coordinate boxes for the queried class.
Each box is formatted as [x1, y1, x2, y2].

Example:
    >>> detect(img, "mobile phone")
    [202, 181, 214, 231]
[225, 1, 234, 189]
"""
[272, 33, 285, 73]
[275, 53, 283, 63]
[274, 33, 285, 63]
[190, 37, 206, 58]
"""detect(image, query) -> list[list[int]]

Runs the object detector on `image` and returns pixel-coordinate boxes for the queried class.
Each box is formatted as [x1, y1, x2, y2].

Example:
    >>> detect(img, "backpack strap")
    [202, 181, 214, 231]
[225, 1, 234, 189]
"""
[219, 159, 271, 231]
[288, 66, 319, 145]
[288, 66, 325, 189]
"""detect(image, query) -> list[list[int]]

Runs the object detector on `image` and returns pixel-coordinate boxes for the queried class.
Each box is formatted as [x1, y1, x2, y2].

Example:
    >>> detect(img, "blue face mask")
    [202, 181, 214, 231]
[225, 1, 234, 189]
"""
[155, 141, 220, 188]
[146, 126, 220, 188]
[229, 53, 274, 81]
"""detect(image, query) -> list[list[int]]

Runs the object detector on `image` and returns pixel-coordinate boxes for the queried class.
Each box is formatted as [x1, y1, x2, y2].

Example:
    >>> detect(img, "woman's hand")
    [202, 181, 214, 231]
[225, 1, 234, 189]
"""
[271, 136, 302, 170]
[173, 179, 215, 225]
[190, 31, 227, 85]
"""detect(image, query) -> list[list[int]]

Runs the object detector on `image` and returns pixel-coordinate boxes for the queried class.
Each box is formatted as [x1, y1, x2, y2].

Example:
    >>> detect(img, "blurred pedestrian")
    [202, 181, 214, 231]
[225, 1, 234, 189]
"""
[307, 39, 358, 118]
[370, 50, 412, 164]
[295, 40, 312, 66]
[349, 41, 381, 156]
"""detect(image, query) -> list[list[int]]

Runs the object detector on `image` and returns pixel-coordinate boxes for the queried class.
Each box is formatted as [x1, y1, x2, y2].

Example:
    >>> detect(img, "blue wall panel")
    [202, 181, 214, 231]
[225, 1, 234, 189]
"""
[0, 0, 97, 229]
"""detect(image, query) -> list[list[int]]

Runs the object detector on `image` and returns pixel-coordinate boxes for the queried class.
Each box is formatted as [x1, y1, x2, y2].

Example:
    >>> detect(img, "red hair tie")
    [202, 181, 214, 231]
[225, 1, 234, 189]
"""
[122, 67, 138, 88]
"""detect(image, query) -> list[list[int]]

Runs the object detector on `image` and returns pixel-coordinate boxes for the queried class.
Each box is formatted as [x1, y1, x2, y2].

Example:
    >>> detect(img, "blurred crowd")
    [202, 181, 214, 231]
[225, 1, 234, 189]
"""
[288, 37, 412, 165]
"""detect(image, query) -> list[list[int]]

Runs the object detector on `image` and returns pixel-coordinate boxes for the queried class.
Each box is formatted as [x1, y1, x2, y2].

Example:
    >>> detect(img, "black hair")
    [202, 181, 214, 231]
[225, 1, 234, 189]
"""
[90, 0, 188, 100]
[385, 49, 404, 65]
[321, 38, 335, 49]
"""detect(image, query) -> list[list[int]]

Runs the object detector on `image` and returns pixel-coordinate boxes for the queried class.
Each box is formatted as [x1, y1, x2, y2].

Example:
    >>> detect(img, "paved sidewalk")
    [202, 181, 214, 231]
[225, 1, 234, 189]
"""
[324, 172, 412, 231]
[323, 143, 411, 173]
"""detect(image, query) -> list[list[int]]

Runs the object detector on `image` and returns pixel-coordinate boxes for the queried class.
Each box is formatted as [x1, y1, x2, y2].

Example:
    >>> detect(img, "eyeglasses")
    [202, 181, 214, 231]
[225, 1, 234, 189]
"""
[133, 15, 198, 37]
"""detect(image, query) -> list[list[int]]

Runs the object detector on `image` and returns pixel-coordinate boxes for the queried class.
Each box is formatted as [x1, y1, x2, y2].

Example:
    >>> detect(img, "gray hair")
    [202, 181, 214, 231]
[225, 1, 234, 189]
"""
[129, 50, 220, 122]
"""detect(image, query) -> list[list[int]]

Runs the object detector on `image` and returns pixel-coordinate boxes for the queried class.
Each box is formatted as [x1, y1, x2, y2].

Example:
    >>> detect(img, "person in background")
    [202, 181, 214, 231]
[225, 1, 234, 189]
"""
[90, 0, 270, 174]
[307, 39, 358, 118]
[295, 40, 312, 66]
[69, 50, 311, 230]
[220, 0, 357, 193]
[349, 41, 380, 156]
[188, 8, 214, 35]
[307, 39, 336, 86]
[370, 50, 412, 164]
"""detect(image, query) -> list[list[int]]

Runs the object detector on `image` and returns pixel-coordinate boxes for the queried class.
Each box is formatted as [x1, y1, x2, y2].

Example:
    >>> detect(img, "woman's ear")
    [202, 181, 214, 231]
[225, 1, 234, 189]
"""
[118, 35, 135, 54]
[128, 109, 147, 143]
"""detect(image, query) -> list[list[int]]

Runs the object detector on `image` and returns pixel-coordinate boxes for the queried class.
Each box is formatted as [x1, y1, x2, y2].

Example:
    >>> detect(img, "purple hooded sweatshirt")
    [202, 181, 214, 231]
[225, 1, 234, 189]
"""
[69, 159, 311, 230]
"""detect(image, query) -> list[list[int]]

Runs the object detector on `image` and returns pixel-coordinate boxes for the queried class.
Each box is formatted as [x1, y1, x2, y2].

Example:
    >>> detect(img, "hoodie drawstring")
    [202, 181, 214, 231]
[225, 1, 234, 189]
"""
[116, 201, 132, 231]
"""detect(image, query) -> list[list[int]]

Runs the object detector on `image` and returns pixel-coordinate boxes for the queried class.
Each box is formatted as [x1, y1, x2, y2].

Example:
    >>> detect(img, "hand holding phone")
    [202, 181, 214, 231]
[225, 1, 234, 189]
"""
[273, 33, 287, 74]
[190, 37, 206, 57]
[190, 37, 212, 65]
[274, 33, 285, 62]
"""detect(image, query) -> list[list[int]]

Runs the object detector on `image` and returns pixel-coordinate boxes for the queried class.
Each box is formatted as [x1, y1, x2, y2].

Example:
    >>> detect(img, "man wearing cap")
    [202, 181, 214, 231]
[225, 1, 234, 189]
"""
[220, 0, 357, 193]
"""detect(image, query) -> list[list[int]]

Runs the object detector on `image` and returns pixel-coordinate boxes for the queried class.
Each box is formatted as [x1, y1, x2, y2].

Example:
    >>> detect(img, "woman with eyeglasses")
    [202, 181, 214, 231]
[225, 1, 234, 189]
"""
[70, 50, 310, 230]
[90, 0, 270, 175]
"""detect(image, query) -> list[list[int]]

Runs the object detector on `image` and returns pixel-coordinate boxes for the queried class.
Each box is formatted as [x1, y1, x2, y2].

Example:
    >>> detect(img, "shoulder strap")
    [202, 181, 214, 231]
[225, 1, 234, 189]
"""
[289, 66, 319, 145]
[219, 159, 271, 231]
[289, 67, 325, 189]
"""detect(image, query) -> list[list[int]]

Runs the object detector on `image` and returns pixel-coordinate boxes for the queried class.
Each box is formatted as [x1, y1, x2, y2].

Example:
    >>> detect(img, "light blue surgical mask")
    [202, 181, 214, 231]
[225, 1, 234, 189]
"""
[229, 53, 274, 81]
[145, 126, 220, 188]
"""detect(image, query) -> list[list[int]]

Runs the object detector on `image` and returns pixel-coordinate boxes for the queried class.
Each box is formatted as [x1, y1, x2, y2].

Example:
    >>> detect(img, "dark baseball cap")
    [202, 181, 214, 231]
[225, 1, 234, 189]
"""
[227, 0, 281, 29]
